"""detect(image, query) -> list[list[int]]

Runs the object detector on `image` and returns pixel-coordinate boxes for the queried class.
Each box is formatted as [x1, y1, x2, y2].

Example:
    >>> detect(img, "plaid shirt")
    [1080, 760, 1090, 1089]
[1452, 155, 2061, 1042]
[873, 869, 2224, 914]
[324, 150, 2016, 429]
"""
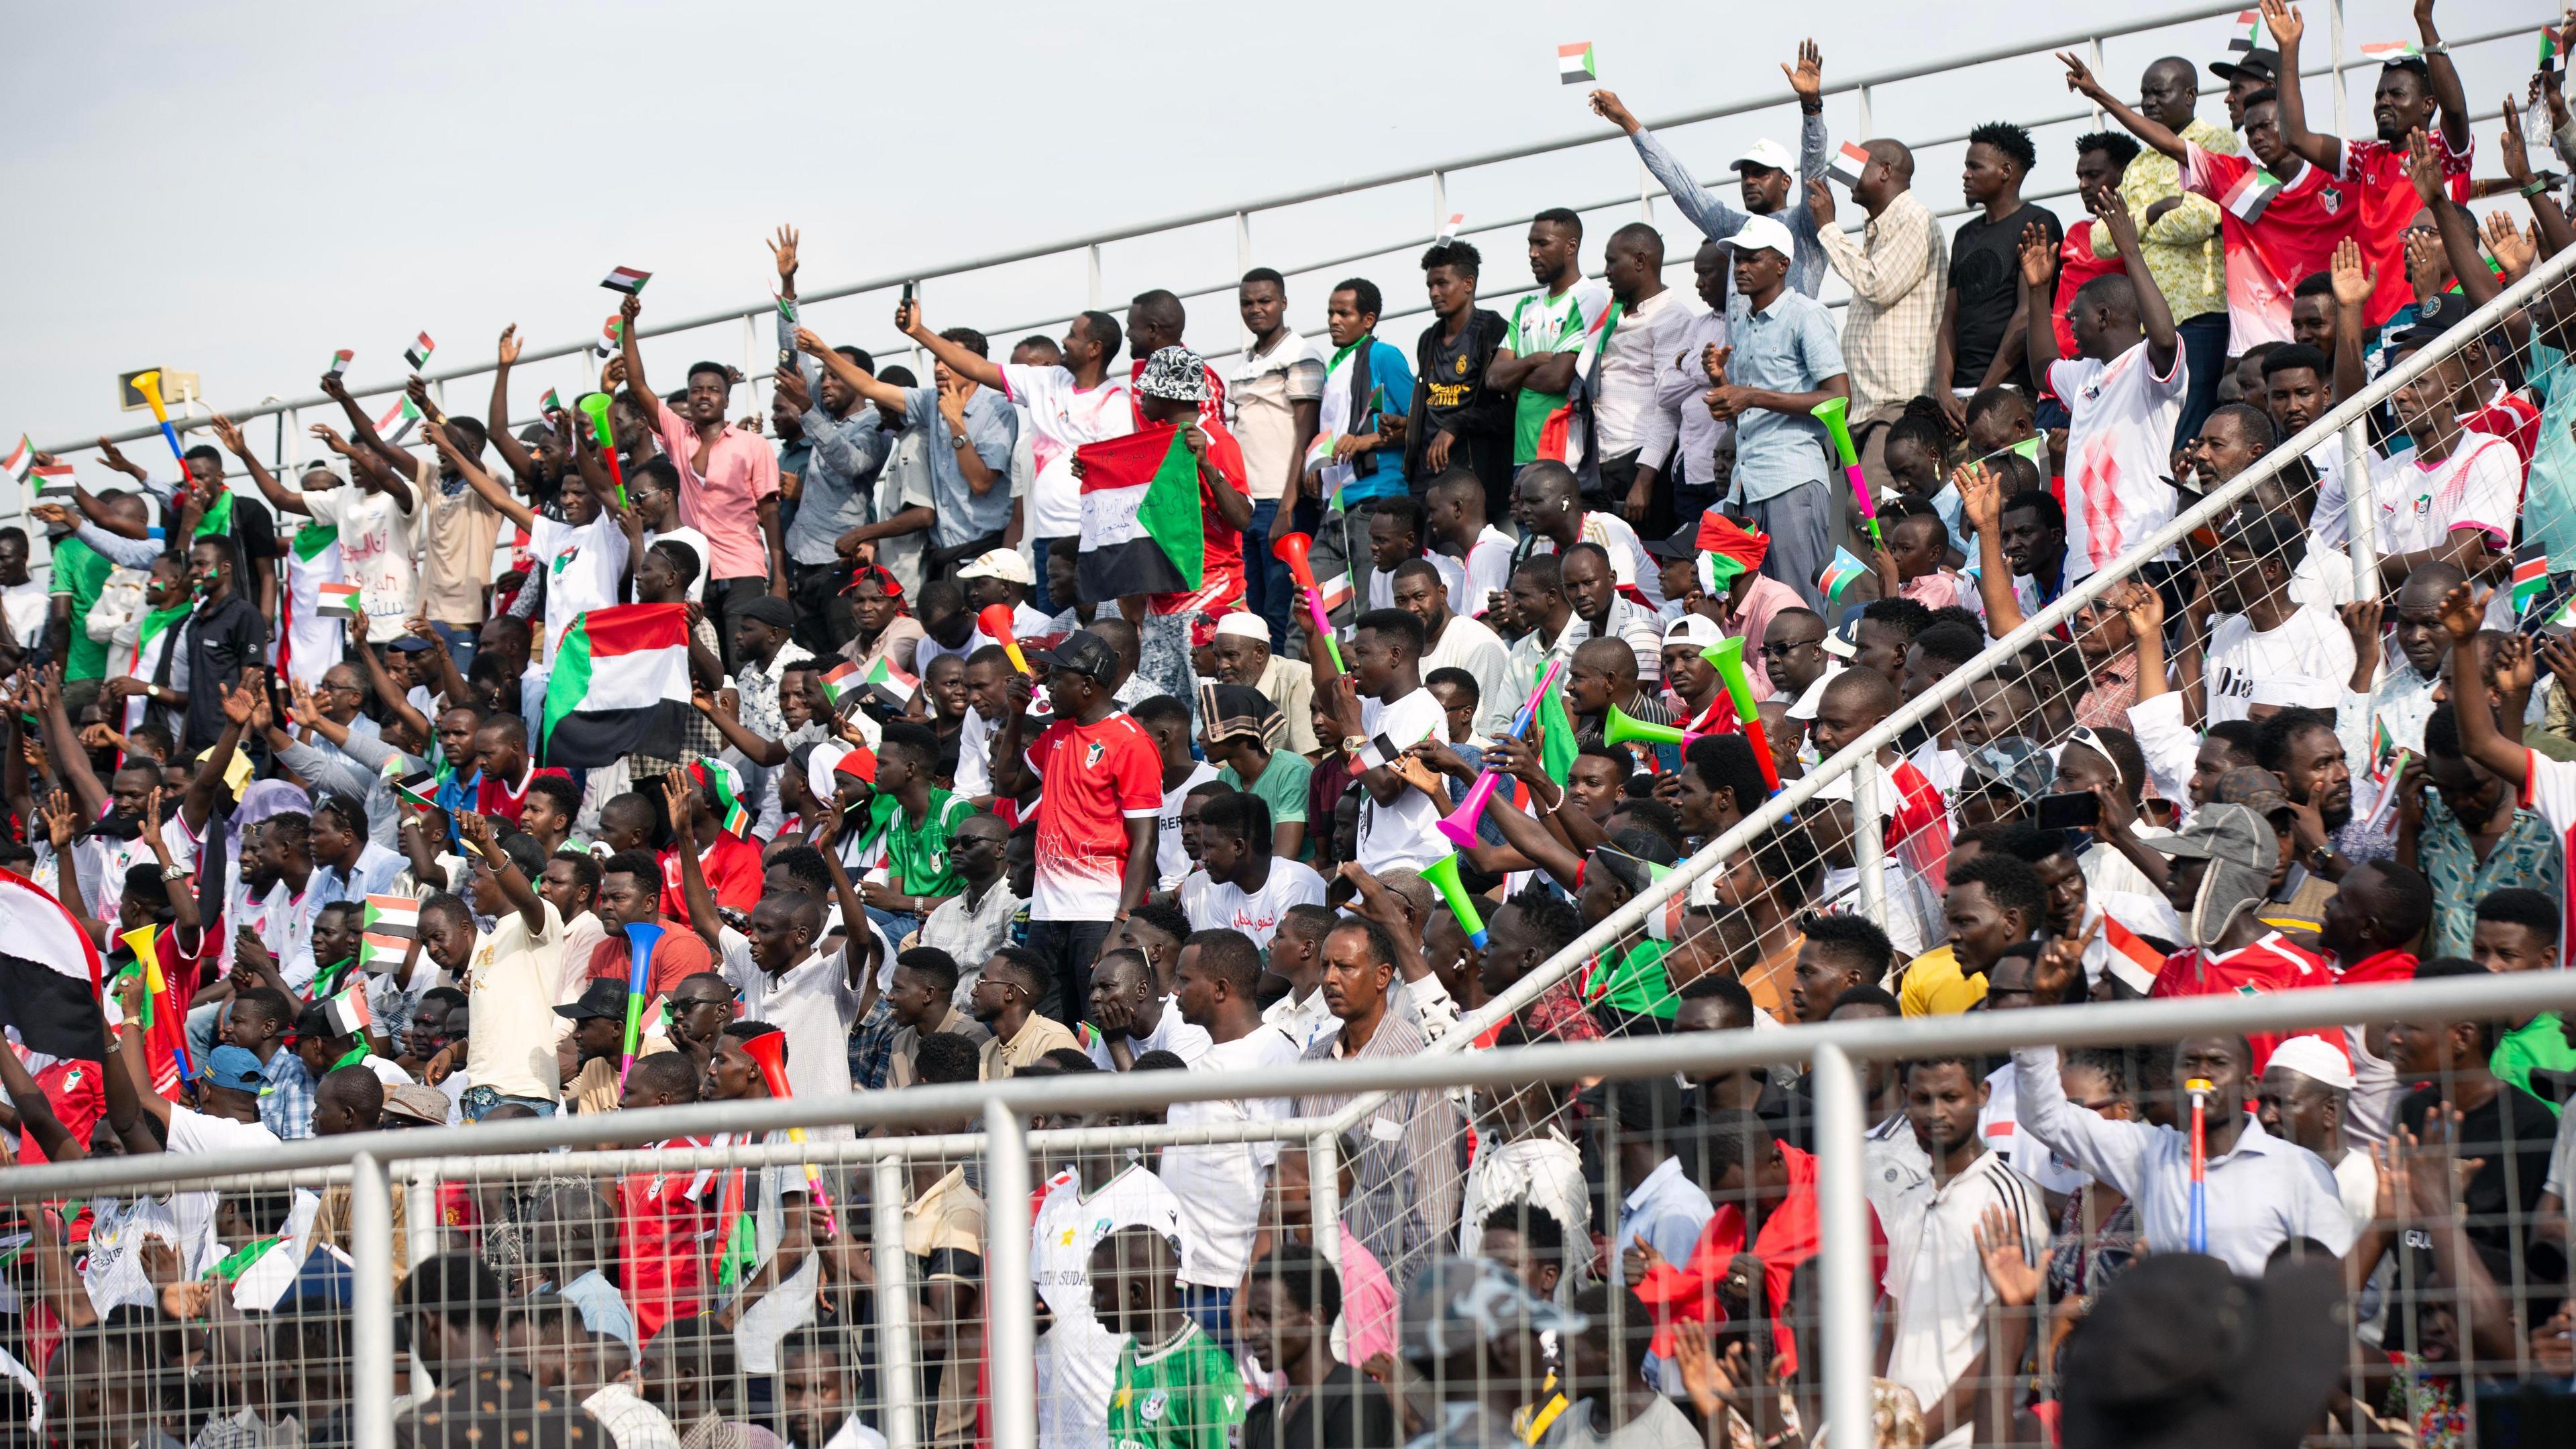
[848, 996, 902, 1091]
[258, 1049, 316, 1141]
[1812, 189, 1947, 421]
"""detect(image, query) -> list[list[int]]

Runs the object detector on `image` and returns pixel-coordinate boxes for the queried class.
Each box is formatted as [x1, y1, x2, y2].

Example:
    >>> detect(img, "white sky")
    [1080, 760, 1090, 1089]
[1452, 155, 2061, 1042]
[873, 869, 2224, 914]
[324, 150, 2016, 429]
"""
[0, 0, 2542, 466]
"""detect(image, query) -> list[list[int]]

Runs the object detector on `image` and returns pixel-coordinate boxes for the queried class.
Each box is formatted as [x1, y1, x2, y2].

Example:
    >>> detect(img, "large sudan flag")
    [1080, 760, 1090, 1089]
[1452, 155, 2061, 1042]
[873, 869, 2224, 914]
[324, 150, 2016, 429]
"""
[542, 602, 694, 767]
[0, 867, 110, 1062]
[1074, 425, 1203, 605]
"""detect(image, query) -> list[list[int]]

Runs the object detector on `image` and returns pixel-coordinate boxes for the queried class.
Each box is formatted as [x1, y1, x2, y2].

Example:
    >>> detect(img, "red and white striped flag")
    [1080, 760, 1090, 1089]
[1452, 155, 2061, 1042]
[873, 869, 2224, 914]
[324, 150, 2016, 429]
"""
[601, 266, 652, 295]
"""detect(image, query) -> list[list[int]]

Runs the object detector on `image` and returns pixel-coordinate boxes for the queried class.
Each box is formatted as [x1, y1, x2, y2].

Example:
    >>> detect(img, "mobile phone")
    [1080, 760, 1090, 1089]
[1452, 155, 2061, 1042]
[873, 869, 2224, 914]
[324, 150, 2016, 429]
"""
[2034, 790, 2102, 833]
[900, 280, 916, 306]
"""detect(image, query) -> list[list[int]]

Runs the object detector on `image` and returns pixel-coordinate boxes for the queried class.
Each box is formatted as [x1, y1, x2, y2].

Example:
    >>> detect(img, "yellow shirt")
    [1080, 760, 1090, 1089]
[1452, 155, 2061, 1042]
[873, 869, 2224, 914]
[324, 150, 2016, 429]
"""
[2091, 117, 2235, 325]
[1899, 945, 1990, 1016]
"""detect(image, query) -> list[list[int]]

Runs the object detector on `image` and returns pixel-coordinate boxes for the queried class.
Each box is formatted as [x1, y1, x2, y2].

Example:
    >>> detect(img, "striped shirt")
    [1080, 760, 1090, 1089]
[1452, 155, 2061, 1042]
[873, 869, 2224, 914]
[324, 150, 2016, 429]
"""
[1882, 1149, 2049, 1447]
[1295, 1010, 1463, 1271]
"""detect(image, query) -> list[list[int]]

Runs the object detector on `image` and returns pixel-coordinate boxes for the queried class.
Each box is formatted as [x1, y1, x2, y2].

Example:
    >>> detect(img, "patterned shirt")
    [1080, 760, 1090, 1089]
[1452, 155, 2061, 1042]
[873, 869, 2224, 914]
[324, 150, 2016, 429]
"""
[258, 1049, 316, 1141]
[2073, 652, 2139, 731]
[1295, 1010, 1464, 1270]
[1811, 189, 1947, 421]
[2417, 796, 2565, 958]
[2091, 117, 2235, 323]
[733, 640, 813, 745]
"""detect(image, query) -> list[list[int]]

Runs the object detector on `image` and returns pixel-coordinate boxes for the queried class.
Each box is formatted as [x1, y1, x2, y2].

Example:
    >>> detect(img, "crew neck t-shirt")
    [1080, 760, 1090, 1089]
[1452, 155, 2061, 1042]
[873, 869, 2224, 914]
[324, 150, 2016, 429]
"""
[1025, 712, 1163, 920]
[1352, 687, 1450, 873]
[302, 484, 422, 630]
[2339, 132, 2472, 328]
[1950, 204, 2063, 393]
[1181, 858, 1328, 946]
[1000, 364, 1136, 541]
[1157, 761, 1222, 889]
[2049, 342, 2188, 578]
[2369, 433, 2518, 562]
[2204, 602, 2357, 724]
[48, 537, 114, 682]
[1506, 282, 1612, 463]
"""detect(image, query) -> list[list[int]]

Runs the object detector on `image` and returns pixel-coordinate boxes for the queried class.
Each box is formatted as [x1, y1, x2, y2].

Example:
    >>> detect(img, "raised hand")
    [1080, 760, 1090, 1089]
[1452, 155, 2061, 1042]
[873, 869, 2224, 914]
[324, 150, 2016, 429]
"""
[2496, 632, 2538, 697]
[2404, 127, 2445, 206]
[2431, 580, 2489, 644]
[2536, 631, 2576, 686]
[1955, 461, 2002, 530]
[95, 437, 133, 472]
[619, 292, 642, 327]
[2055, 50, 2104, 98]
[1700, 343, 1732, 386]
[1586, 89, 1640, 136]
[455, 808, 494, 856]
[1974, 1203, 2045, 1308]
[661, 767, 696, 844]
[142, 789, 168, 863]
[2484, 207, 2536, 278]
[2088, 184, 2138, 245]
[2029, 918, 2100, 1007]
[769, 223, 800, 282]
[1782, 40, 1823, 105]
[2017, 220, 2055, 289]
[310, 423, 353, 458]
[2261, 0, 2303, 48]
[497, 324, 523, 368]
[40, 790, 74, 851]
[209, 414, 247, 456]
[2329, 236, 2377, 310]
[2339, 598, 2384, 659]
[220, 676, 260, 727]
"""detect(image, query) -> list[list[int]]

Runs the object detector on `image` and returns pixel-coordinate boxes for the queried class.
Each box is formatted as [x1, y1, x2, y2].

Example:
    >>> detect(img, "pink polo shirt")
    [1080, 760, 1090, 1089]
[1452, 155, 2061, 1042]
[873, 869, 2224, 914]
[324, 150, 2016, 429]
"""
[653, 400, 780, 582]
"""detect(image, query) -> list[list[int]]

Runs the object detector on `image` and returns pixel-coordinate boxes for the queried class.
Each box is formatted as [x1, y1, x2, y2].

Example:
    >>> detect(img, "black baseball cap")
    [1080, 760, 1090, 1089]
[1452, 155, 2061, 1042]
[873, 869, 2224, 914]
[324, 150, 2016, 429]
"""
[2209, 48, 2280, 85]
[1644, 521, 1703, 561]
[2059, 1253, 2349, 1449]
[1028, 629, 1119, 680]
[555, 979, 629, 1022]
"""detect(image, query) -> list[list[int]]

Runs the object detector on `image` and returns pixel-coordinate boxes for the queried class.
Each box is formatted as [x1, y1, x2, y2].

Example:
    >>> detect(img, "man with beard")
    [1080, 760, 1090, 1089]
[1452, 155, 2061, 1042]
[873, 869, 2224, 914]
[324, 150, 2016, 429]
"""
[1883, 1055, 2049, 1449]
[2191, 510, 2354, 726]
[2253, 705, 2379, 876]
[2263, 0, 2473, 329]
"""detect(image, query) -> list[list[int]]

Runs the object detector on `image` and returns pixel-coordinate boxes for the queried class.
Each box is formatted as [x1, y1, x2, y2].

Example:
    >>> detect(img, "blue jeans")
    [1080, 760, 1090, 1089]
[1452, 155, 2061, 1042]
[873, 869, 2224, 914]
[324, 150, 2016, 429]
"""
[865, 906, 922, 951]
[1029, 535, 1072, 616]
[430, 621, 477, 676]
[460, 1086, 558, 1120]
[1243, 498, 1293, 651]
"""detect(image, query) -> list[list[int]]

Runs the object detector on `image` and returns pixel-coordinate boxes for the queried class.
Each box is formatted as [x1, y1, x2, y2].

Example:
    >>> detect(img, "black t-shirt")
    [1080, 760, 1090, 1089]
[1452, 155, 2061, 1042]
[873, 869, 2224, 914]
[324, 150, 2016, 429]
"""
[230, 491, 279, 564]
[1240, 1363, 1399, 1449]
[1949, 203, 2063, 392]
[2396, 1081, 2567, 1286]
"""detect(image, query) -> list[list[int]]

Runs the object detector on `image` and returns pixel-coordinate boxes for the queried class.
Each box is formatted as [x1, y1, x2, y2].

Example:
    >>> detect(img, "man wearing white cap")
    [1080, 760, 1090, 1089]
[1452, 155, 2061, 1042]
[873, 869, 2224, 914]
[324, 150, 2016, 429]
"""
[2257, 1035, 2377, 1237]
[955, 547, 1054, 653]
[1209, 612, 1319, 756]
[1587, 39, 1833, 303]
[1706, 215, 1849, 613]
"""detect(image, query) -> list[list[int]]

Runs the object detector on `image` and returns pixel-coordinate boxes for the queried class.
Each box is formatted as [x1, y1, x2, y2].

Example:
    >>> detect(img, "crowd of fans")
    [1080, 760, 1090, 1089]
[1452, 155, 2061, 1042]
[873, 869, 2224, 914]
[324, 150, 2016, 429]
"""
[11, 1, 2576, 1446]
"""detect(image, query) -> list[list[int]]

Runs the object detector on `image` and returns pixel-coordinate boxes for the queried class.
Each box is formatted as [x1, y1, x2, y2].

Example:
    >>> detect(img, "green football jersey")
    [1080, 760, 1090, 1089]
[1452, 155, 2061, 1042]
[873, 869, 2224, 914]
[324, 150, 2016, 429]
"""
[1105, 1323, 1246, 1449]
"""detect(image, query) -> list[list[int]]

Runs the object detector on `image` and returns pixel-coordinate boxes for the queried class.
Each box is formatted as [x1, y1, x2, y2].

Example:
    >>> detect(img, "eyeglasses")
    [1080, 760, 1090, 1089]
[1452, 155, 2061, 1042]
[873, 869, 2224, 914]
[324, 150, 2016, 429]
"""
[1758, 639, 1821, 659]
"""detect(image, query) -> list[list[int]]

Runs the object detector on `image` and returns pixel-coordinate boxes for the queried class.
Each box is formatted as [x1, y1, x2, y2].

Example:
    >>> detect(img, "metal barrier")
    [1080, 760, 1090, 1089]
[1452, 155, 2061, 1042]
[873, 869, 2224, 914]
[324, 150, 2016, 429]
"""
[9, 969, 2576, 1449]
[30, 1, 2540, 463]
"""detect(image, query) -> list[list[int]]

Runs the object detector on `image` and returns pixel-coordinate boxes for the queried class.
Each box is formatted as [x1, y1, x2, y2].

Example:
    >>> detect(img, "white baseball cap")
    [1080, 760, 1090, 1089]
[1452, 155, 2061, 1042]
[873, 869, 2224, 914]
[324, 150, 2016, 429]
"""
[2263, 1034, 2356, 1092]
[1732, 139, 1796, 174]
[956, 549, 1035, 586]
[1662, 614, 1723, 648]
[1723, 214, 1797, 260]
[1215, 612, 1270, 644]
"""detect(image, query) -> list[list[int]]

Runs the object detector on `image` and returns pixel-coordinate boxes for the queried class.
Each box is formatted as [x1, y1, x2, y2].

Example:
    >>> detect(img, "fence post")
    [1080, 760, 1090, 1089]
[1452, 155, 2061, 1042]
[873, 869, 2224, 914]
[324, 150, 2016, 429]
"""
[1431, 171, 1447, 236]
[350, 1151, 396, 1449]
[403, 1167, 438, 1399]
[983, 1100, 1036, 1449]
[1855, 85, 1872, 144]
[1851, 758, 1887, 930]
[2328, 0, 2350, 140]
[1309, 1130, 1343, 1272]
[1086, 246, 1104, 311]
[1809, 1045, 1874, 1449]
[2085, 38, 2106, 129]
[873, 1153, 917, 1449]
[2343, 417, 2376, 598]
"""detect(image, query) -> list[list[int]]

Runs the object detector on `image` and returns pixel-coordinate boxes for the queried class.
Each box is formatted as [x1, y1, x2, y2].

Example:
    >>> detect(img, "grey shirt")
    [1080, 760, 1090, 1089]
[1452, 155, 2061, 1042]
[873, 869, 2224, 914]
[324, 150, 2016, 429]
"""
[897, 384, 1018, 549]
[782, 406, 892, 567]
[274, 731, 430, 851]
[1629, 107, 1831, 301]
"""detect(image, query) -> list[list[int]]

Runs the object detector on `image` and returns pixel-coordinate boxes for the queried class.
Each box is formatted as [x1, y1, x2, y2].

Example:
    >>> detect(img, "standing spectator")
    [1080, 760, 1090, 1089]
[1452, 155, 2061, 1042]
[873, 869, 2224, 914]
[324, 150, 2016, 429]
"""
[771, 227, 892, 639]
[445, 812, 570, 1118]
[2265, 0, 2475, 329]
[1590, 40, 1832, 300]
[1404, 242, 1514, 507]
[1811, 140, 1947, 487]
[43, 484, 139, 720]
[1236, 1243, 1398, 1449]
[1882, 1055, 2049, 1449]
[275, 407, 422, 641]
[2046, 138, 2141, 403]
[800, 325, 1019, 582]
[2063, 55, 2236, 442]
[2196, 511, 2355, 725]
[1489, 209, 1613, 474]
[1935, 121, 2062, 421]
[1162, 931, 1307, 1340]
[1640, 243, 1740, 529]
[1560, 543, 1664, 684]
[2022, 191, 2186, 581]
[1305, 279, 1416, 607]
[1607, 1079, 1715, 1283]
[1704, 216, 1850, 608]
[1587, 223, 1697, 535]
[617, 295, 787, 668]
[1391, 557, 1514, 742]
[989, 630, 1160, 1018]
[1424, 470, 1517, 623]
[176, 537, 267, 755]
[1229, 268, 1325, 647]
[1292, 916, 1463, 1269]
[1303, 608, 1449, 876]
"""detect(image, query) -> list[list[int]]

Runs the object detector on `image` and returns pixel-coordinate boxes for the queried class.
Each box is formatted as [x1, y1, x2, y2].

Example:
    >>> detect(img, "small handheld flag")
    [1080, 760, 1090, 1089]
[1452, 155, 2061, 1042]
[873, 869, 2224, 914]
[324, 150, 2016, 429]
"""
[601, 266, 652, 295]
[2513, 539, 2551, 614]
[1437, 212, 1466, 242]
[1558, 41, 1596, 85]
[392, 772, 439, 812]
[1819, 545, 1872, 602]
[374, 396, 421, 446]
[362, 894, 420, 941]
[29, 464, 75, 499]
[1827, 140, 1874, 189]
[2229, 9, 2261, 52]
[328, 349, 354, 377]
[316, 582, 364, 620]
[403, 333, 435, 370]
[2544, 27, 2563, 72]
[1, 437, 30, 487]
[321, 985, 372, 1040]
[2359, 41, 2423, 61]
[2218, 166, 2282, 224]
[596, 315, 625, 358]
[537, 388, 563, 416]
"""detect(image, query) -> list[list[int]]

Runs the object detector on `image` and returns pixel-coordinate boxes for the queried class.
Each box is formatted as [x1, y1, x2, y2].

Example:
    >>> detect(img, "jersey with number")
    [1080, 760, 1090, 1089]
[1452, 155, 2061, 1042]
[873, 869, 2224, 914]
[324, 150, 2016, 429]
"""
[1105, 1324, 1245, 1449]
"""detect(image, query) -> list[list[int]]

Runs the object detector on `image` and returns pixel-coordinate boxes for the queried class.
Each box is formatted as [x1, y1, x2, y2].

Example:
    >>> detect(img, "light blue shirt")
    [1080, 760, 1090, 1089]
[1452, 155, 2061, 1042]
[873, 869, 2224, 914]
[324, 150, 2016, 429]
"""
[311, 840, 407, 908]
[555, 1269, 638, 1349]
[1613, 1154, 1715, 1283]
[1725, 288, 1844, 505]
[898, 384, 1019, 549]
[1630, 108, 1832, 301]
[2525, 343, 2576, 568]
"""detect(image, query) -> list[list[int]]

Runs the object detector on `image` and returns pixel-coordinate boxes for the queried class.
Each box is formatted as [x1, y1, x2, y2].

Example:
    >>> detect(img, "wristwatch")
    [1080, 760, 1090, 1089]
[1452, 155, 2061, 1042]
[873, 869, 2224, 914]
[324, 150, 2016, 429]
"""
[949, 433, 969, 449]
[1342, 733, 1371, 759]
[2308, 844, 2334, 871]
[161, 864, 189, 882]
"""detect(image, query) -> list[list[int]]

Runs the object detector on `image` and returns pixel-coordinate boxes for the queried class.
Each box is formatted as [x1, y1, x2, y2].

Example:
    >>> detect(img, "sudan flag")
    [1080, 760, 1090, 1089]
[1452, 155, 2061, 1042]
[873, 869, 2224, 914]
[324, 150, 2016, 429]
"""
[541, 602, 694, 767]
[0, 868, 109, 1061]
[1075, 425, 1203, 605]
[1696, 513, 1770, 595]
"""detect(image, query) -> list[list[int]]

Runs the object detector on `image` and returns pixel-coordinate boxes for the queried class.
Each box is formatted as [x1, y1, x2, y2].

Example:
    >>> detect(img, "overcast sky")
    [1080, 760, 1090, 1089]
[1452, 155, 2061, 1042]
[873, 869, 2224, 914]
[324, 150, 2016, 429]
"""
[0, 0, 2540, 467]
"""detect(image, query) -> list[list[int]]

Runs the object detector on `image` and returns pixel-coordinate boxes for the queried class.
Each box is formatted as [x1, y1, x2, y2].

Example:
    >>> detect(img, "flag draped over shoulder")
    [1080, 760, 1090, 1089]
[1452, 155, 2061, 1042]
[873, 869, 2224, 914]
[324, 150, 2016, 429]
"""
[1075, 425, 1205, 605]
[541, 603, 694, 767]
[0, 869, 109, 1061]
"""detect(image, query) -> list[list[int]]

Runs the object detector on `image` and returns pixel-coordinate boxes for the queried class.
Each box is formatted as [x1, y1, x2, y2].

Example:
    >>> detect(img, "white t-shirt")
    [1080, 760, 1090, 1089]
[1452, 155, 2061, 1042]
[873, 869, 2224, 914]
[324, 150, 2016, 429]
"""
[721, 931, 863, 1103]
[1181, 859, 1326, 947]
[1368, 551, 1470, 616]
[1423, 611, 1517, 743]
[1083, 996, 1214, 1071]
[0, 579, 46, 652]
[1156, 761, 1220, 890]
[1000, 363, 1135, 540]
[640, 525, 711, 603]
[237, 880, 319, 993]
[1463, 526, 1517, 619]
[462, 899, 568, 1102]
[166, 1102, 285, 1156]
[1161, 1024, 1307, 1285]
[2369, 433, 2518, 561]
[303, 484, 422, 629]
[2050, 343, 2189, 578]
[1881, 1150, 2051, 1449]
[2204, 602, 2357, 724]
[1030, 1165, 1187, 1449]
[1521, 511, 1664, 607]
[534, 515, 632, 655]
[1354, 687, 1450, 873]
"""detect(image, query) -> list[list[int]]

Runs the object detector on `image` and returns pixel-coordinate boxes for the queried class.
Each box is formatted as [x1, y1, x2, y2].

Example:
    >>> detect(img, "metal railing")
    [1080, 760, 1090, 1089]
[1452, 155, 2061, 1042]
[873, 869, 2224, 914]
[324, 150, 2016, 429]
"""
[34, 0, 2537, 464]
[11, 969, 2576, 1449]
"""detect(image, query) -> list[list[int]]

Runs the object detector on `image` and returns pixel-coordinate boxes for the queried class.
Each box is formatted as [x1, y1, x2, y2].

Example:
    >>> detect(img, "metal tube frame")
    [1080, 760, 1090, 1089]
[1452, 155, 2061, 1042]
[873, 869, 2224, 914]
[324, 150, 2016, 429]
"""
[349, 1152, 395, 1449]
[1809, 1046, 1874, 1449]
[50, 3, 2536, 458]
[1850, 753, 1888, 930]
[872, 1155, 917, 1449]
[981, 1101, 1036, 1449]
